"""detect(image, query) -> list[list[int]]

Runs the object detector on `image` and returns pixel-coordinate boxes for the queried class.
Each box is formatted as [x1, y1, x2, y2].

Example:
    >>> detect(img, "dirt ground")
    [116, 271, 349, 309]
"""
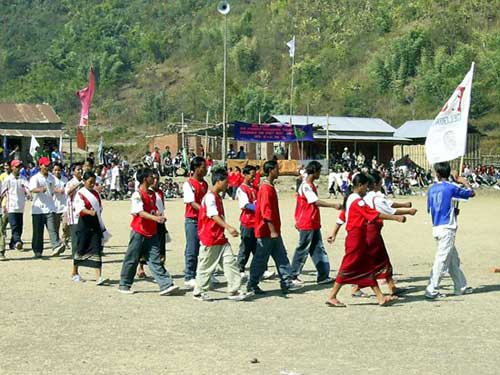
[0, 182, 499, 374]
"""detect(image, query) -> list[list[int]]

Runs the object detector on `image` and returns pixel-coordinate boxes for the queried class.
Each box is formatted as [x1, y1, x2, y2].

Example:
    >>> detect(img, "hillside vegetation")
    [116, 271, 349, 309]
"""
[0, 0, 499, 153]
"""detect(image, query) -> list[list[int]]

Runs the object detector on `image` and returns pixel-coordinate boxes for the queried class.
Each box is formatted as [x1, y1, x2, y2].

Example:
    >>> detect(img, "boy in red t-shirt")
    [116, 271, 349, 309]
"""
[193, 169, 248, 301]
[118, 168, 179, 296]
[292, 161, 342, 284]
[247, 160, 303, 295]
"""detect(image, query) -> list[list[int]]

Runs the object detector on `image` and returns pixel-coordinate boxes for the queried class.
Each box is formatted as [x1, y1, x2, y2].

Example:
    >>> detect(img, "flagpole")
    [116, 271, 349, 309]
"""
[289, 41, 294, 161]
[326, 114, 330, 170]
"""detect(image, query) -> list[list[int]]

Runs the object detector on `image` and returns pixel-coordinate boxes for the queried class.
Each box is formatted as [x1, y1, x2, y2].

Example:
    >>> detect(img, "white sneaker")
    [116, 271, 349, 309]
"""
[96, 277, 108, 286]
[456, 286, 474, 295]
[72, 275, 84, 282]
[193, 292, 211, 301]
[262, 270, 275, 280]
[184, 279, 197, 289]
[159, 284, 180, 296]
[118, 287, 135, 295]
[227, 291, 250, 301]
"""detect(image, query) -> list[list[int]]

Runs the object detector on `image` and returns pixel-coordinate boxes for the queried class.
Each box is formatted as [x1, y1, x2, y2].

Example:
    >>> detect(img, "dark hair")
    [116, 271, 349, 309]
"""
[137, 168, 154, 183]
[242, 165, 257, 175]
[263, 160, 278, 176]
[368, 169, 382, 188]
[305, 160, 322, 175]
[342, 173, 370, 210]
[190, 156, 206, 172]
[85, 158, 94, 166]
[82, 171, 96, 181]
[52, 162, 63, 170]
[71, 162, 83, 171]
[211, 168, 228, 185]
[434, 162, 451, 179]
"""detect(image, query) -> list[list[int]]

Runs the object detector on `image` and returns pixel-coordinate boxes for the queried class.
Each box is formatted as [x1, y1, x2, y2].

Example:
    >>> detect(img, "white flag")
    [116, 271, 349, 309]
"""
[29, 135, 40, 158]
[425, 62, 474, 164]
[286, 36, 295, 58]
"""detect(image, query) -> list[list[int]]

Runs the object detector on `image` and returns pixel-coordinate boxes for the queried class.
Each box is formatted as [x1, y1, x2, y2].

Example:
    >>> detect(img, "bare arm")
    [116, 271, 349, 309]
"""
[394, 208, 417, 215]
[138, 211, 165, 223]
[266, 221, 279, 238]
[190, 202, 201, 211]
[327, 223, 342, 243]
[212, 215, 238, 237]
[378, 213, 406, 223]
[315, 200, 342, 209]
[391, 202, 412, 208]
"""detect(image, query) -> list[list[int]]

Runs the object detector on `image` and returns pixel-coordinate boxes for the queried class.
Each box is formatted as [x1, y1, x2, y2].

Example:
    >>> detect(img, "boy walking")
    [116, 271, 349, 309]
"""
[193, 169, 247, 301]
[119, 168, 179, 296]
[291, 161, 341, 284]
[425, 162, 475, 299]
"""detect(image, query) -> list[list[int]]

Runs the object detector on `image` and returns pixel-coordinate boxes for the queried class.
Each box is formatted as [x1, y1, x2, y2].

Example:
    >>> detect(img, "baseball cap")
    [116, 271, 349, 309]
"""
[10, 159, 22, 168]
[38, 157, 50, 167]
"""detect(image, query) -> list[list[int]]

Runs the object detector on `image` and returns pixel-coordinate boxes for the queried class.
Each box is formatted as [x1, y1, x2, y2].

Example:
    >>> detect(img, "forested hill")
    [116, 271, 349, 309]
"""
[0, 1, 499, 152]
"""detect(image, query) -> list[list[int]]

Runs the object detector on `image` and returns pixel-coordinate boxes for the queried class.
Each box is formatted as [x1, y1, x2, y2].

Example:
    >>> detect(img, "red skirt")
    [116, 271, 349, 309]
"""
[366, 223, 393, 280]
[335, 228, 377, 287]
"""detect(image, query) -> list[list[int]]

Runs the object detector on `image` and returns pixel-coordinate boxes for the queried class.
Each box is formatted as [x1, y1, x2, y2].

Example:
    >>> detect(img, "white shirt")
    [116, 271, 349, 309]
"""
[29, 172, 56, 214]
[364, 191, 396, 215]
[65, 177, 82, 225]
[111, 166, 121, 190]
[130, 191, 144, 215]
[155, 191, 165, 215]
[183, 181, 195, 204]
[204, 191, 221, 218]
[1, 174, 28, 213]
[53, 175, 67, 214]
[298, 182, 319, 204]
[236, 186, 250, 209]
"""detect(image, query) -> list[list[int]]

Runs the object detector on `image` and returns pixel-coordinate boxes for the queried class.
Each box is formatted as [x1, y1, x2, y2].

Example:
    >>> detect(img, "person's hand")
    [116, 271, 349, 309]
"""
[156, 215, 166, 224]
[408, 208, 417, 216]
[270, 230, 279, 239]
[228, 226, 239, 237]
[89, 209, 96, 217]
[397, 216, 406, 223]
[405, 202, 412, 208]
[327, 232, 336, 244]
[333, 203, 342, 210]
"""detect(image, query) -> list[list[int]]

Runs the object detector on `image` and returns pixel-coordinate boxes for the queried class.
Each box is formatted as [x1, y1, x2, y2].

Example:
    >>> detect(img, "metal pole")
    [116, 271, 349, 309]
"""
[181, 112, 185, 154]
[205, 111, 209, 157]
[257, 112, 261, 160]
[326, 114, 330, 171]
[69, 136, 73, 165]
[222, 14, 227, 164]
[288, 49, 294, 161]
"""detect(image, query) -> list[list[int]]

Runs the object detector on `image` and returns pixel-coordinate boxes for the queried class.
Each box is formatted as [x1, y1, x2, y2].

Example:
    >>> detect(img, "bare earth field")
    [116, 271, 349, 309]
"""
[1, 183, 499, 375]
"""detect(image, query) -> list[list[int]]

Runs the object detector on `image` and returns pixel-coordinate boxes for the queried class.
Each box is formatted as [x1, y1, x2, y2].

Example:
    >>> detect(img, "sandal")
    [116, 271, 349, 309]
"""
[325, 300, 347, 308]
[351, 290, 371, 298]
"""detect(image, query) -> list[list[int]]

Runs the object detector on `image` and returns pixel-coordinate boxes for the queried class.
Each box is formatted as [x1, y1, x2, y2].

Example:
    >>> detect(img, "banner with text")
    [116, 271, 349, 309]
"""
[233, 121, 314, 143]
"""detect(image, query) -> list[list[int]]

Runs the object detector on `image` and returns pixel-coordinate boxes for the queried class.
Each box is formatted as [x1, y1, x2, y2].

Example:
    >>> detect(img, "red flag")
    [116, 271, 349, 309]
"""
[76, 67, 95, 127]
[76, 127, 87, 150]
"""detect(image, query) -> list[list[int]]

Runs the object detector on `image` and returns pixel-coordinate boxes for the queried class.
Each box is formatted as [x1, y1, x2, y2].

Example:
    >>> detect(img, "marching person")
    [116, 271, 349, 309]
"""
[291, 161, 342, 284]
[325, 173, 407, 307]
[182, 156, 208, 289]
[51, 163, 68, 251]
[29, 157, 65, 258]
[118, 168, 179, 296]
[425, 162, 475, 299]
[246, 160, 303, 295]
[192, 168, 248, 301]
[72, 172, 109, 285]
[66, 163, 84, 258]
[109, 159, 122, 201]
[236, 165, 274, 280]
[1, 160, 29, 253]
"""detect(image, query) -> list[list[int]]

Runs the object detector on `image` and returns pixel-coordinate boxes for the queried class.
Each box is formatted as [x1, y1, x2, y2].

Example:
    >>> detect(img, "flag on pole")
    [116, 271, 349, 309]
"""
[76, 127, 87, 151]
[98, 136, 104, 164]
[286, 36, 295, 58]
[29, 135, 40, 158]
[425, 62, 475, 164]
[76, 67, 96, 127]
[59, 133, 63, 163]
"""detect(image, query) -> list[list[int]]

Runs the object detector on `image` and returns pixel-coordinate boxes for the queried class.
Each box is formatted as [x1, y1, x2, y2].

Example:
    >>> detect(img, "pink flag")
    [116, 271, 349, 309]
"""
[76, 68, 95, 127]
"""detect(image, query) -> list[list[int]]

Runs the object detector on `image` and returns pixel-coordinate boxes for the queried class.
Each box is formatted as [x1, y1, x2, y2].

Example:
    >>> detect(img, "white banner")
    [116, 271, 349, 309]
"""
[29, 135, 40, 158]
[286, 36, 295, 58]
[425, 62, 474, 164]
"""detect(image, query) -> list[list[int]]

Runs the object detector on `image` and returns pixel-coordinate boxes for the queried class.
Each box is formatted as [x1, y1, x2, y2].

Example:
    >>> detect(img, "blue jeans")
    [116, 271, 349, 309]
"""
[237, 225, 257, 272]
[184, 218, 200, 281]
[291, 229, 330, 282]
[248, 236, 293, 289]
[8, 213, 23, 249]
[119, 231, 174, 292]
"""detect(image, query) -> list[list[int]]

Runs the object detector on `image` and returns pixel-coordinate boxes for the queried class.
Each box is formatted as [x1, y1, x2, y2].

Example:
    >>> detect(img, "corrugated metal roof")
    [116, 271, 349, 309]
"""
[0, 103, 62, 124]
[314, 134, 410, 142]
[271, 115, 396, 133]
[0, 129, 63, 138]
[394, 120, 432, 139]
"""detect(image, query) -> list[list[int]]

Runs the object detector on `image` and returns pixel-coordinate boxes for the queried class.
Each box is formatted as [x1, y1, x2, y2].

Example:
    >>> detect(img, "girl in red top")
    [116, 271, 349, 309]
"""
[325, 173, 406, 307]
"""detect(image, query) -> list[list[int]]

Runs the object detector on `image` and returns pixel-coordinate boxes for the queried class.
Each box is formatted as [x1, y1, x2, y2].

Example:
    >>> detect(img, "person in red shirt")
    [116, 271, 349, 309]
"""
[118, 168, 179, 296]
[246, 160, 303, 295]
[182, 157, 208, 289]
[291, 161, 342, 284]
[325, 173, 406, 307]
[193, 168, 248, 301]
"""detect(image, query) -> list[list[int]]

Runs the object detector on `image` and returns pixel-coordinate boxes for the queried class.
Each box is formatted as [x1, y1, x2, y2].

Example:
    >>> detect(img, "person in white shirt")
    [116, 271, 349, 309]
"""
[109, 160, 122, 200]
[29, 157, 65, 258]
[65, 163, 84, 279]
[1, 160, 29, 252]
[52, 163, 68, 250]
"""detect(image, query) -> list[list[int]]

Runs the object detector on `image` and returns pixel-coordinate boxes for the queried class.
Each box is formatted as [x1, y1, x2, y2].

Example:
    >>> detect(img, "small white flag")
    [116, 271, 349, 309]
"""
[29, 135, 40, 158]
[286, 36, 295, 58]
[425, 62, 475, 164]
